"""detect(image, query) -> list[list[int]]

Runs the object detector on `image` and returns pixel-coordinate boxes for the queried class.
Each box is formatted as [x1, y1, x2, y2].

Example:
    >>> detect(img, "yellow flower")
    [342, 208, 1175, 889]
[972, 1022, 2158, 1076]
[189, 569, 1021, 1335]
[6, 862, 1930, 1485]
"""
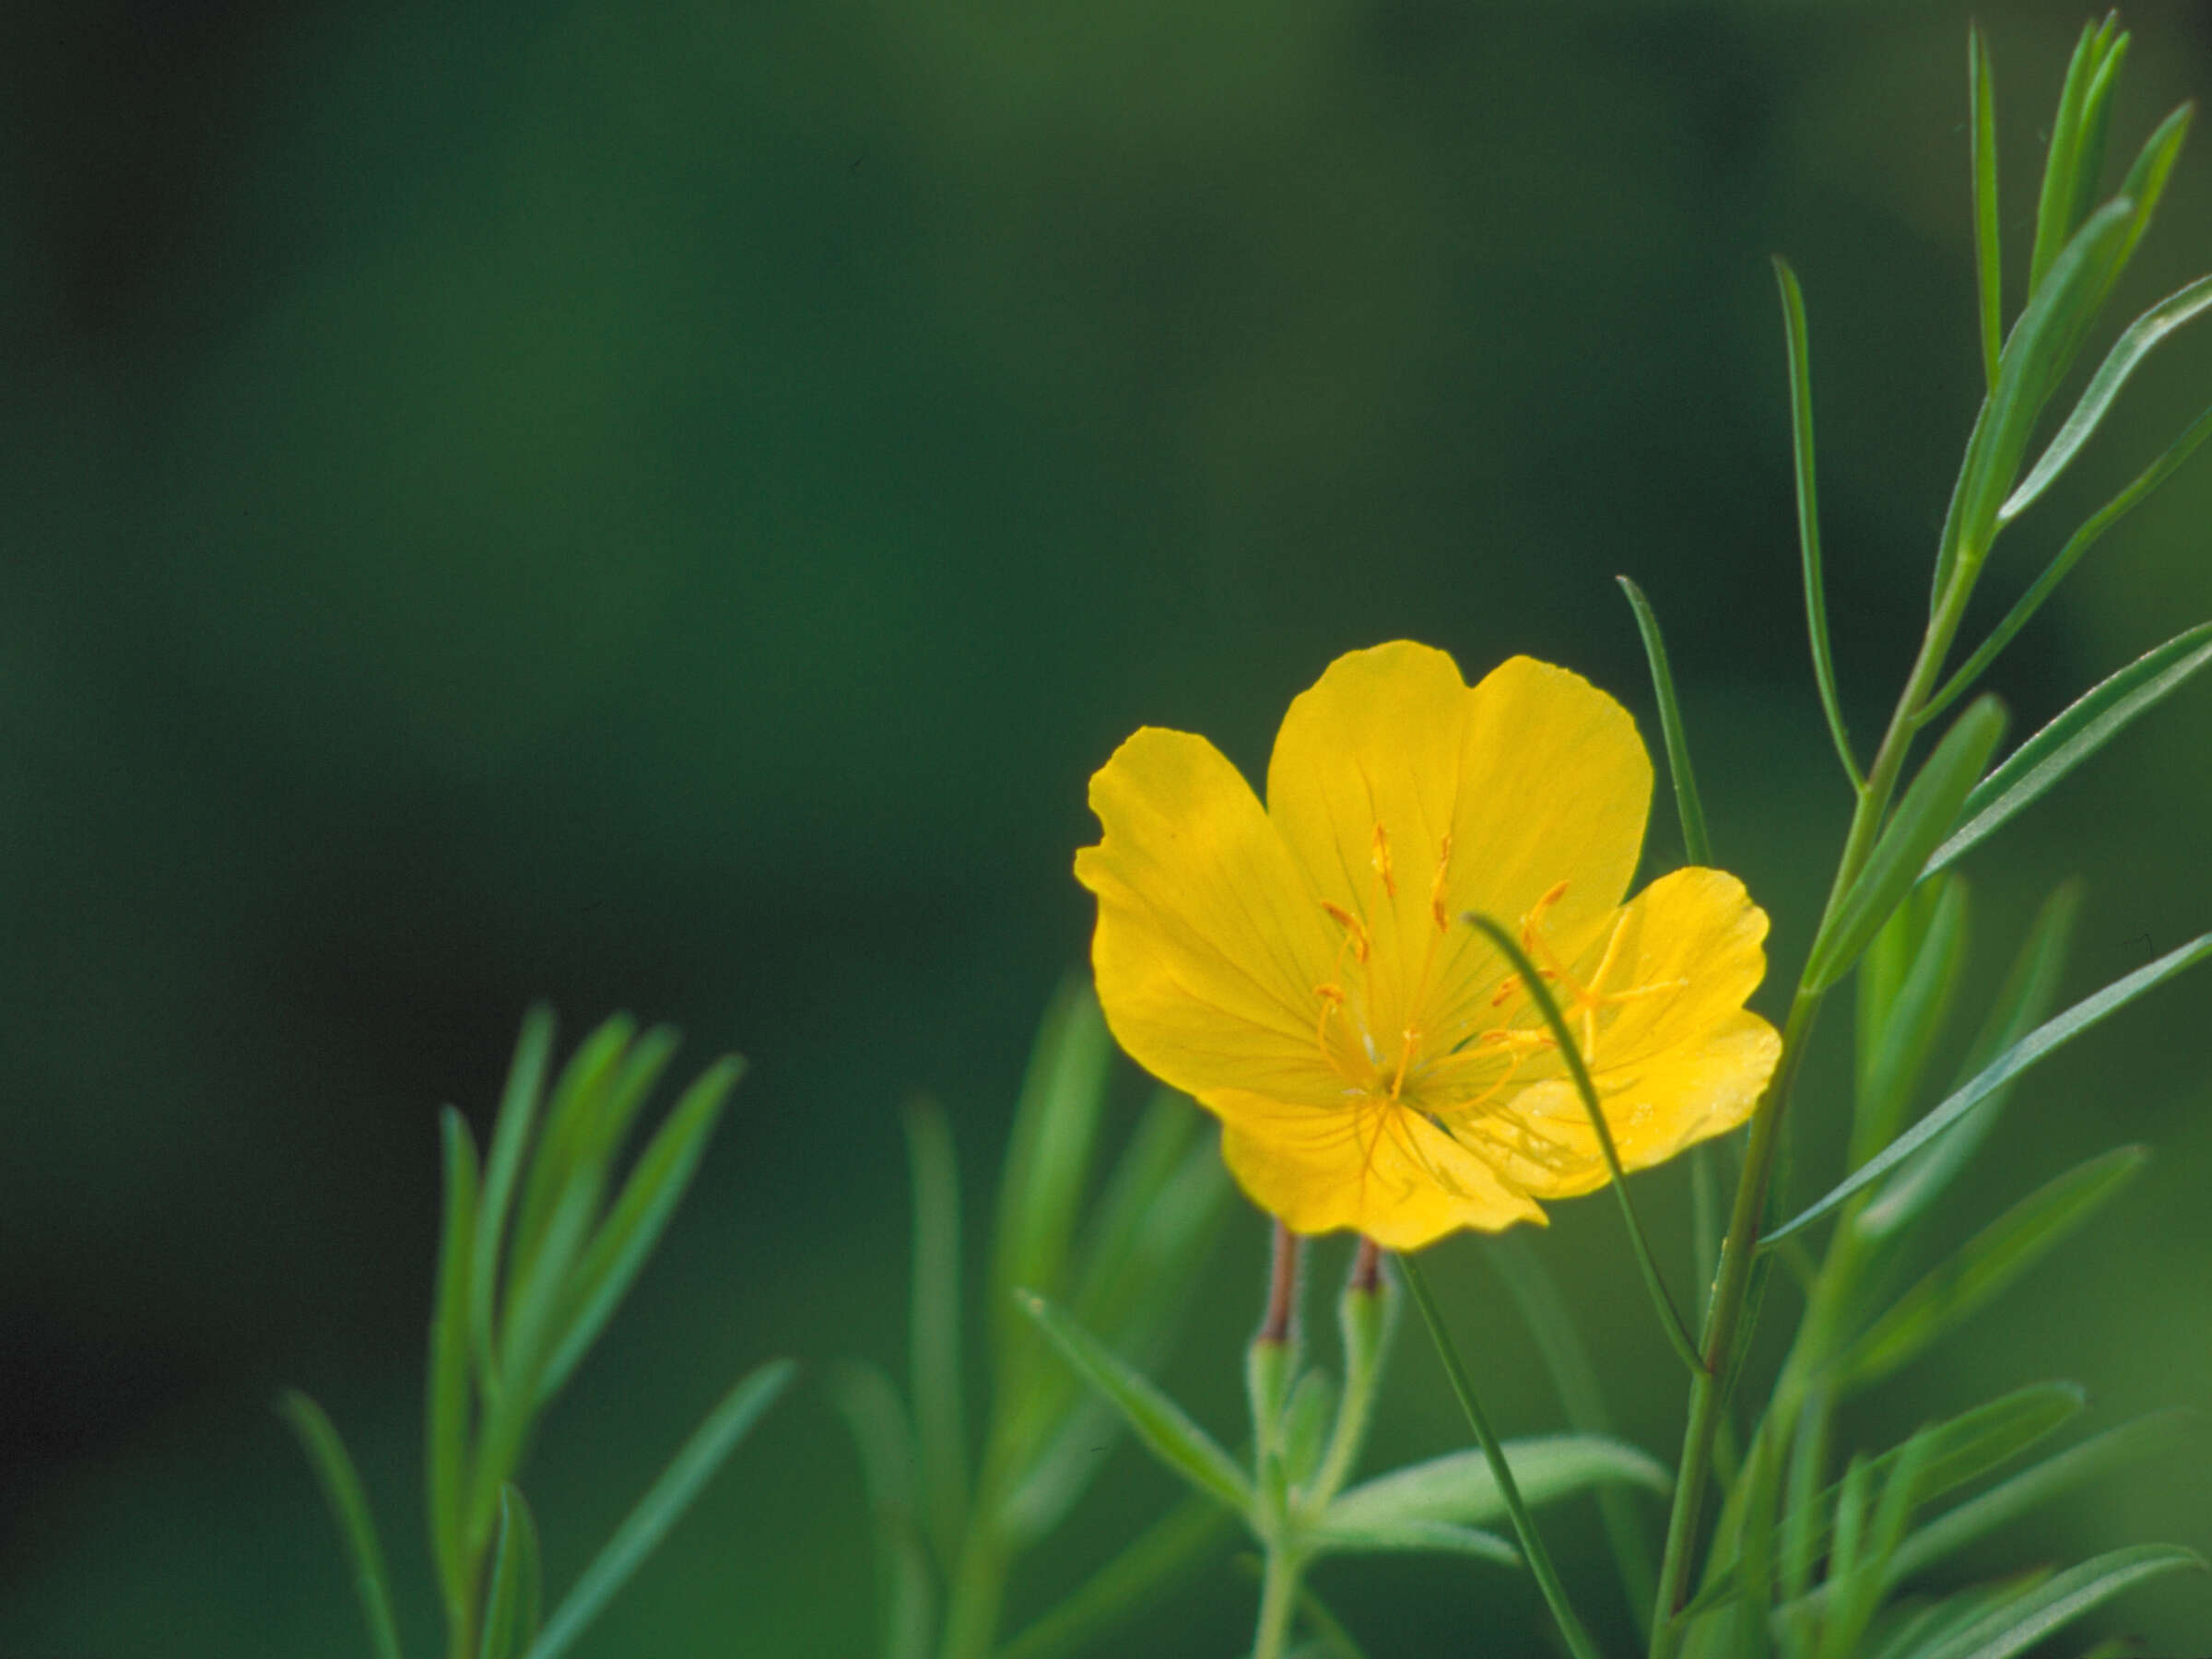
[1074, 641, 1782, 1249]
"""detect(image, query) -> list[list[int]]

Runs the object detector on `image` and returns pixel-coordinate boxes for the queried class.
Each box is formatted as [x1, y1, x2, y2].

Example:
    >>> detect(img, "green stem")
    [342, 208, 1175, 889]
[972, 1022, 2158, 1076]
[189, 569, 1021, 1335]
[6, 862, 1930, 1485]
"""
[1647, 565, 1981, 1657]
[1399, 1253, 1604, 1659]
[938, 1526, 1008, 1659]
[1251, 1548, 1303, 1659]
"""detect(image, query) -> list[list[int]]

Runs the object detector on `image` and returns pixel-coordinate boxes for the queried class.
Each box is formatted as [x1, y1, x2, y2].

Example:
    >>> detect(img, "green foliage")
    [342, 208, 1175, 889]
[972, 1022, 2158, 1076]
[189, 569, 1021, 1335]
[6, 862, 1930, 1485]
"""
[287, 1010, 789, 1659]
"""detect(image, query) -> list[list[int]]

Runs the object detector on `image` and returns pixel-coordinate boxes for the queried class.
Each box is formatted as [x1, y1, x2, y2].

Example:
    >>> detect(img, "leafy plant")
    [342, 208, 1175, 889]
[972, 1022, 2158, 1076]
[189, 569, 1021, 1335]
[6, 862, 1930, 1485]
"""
[284, 1008, 794, 1659]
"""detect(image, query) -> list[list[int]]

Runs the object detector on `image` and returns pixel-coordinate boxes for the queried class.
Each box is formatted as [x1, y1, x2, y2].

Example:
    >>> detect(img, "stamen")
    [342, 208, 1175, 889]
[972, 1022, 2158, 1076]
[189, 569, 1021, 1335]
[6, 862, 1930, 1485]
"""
[1371, 824, 1396, 899]
[1429, 833, 1453, 932]
[1390, 1027, 1420, 1099]
[1321, 901, 1371, 963]
[1313, 982, 1347, 1054]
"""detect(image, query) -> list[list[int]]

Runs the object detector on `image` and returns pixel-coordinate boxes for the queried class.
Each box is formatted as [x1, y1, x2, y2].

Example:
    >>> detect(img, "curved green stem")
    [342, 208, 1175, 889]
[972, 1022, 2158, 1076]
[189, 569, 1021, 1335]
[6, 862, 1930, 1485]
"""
[1399, 1253, 1604, 1659]
[1251, 1548, 1303, 1659]
[1464, 914, 1706, 1378]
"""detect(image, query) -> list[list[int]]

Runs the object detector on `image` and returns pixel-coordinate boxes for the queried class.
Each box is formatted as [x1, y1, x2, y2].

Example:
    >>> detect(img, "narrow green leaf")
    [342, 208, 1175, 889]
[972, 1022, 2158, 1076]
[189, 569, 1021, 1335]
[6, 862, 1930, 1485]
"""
[570, 1025, 681, 1195]
[502, 1018, 635, 1355]
[1682, 1383, 2088, 1623]
[1863, 1573, 2053, 1659]
[1826, 1455, 1874, 1605]
[1820, 1435, 1931, 1659]
[1490, 1235, 1659, 1636]
[1327, 1434, 1670, 1533]
[1309, 1516, 1519, 1564]
[1926, 621, 2212, 876]
[1017, 1289, 1253, 1516]
[1852, 876, 1971, 1168]
[1803, 699, 2007, 994]
[1780, 1391, 1833, 1609]
[994, 1495, 1235, 1659]
[525, 1359, 797, 1659]
[1071, 1088, 1194, 1322]
[1772, 259, 1863, 790]
[1769, 931, 2209, 1247]
[998, 1140, 1230, 1542]
[2003, 275, 2212, 524]
[472, 1006, 555, 1394]
[1838, 1147, 2146, 1391]
[993, 982, 1112, 1343]
[477, 1486, 545, 1659]
[1889, 1410, 2193, 1583]
[535, 1056, 741, 1405]
[903, 1098, 968, 1564]
[1860, 882, 2080, 1238]
[827, 1362, 934, 1659]
[1281, 1371, 1337, 1492]
[1969, 26, 2001, 392]
[1924, 396, 2212, 724]
[1463, 915, 1705, 1375]
[1944, 197, 2137, 595]
[2102, 101, 2196, 294]
[2028, 20, 2113, 296]
[429, 1110, 481, 1621]
[277, 1391, 406, 1659]
[2068, 32, 2131, 246]
[1618, 575, 1714, 863]
[1913, 1543, 2205, 1659]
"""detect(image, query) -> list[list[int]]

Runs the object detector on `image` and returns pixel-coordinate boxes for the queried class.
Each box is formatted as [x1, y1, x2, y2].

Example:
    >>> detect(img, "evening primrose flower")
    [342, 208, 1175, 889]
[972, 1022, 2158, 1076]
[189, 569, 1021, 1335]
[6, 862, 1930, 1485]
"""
[1074, 641, 1781, 1249]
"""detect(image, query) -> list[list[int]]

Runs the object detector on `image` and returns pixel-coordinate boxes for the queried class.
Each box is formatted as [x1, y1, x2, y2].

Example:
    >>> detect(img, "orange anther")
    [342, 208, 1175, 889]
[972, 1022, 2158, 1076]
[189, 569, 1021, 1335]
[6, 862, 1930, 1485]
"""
[1321, 901, 1371, 962]
[1430, 833, 1453, 931]
[1371, 824, 1396, 899]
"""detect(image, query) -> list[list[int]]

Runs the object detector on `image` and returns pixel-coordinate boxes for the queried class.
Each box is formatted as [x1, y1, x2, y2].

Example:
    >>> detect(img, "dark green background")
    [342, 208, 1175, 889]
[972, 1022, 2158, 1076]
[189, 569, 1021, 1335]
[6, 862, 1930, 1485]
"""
[2, 1, 2207, 1652]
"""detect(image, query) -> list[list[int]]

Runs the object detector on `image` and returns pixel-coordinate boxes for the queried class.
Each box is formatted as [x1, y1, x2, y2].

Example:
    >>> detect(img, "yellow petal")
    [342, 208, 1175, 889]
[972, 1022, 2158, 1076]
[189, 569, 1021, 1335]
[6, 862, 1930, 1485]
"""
[1264, 645, 1652, 1043]
[1209, 1088, 1544, 1247]
[1463, 867, 1782, 1198]
[1075, 727, 1343, 1105]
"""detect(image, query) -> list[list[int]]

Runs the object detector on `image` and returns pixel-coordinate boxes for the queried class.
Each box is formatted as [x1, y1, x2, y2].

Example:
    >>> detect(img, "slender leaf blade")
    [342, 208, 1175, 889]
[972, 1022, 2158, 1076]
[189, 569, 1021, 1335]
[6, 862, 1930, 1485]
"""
[2001, 275, 2212, 524]
[1327, 1434, 1669, 1533]
[525, 1359, 797, 1659]
[277, 1391, 407, 1659]
[1839, 1147, 2147, 1391]
[535, 1056, 740, 1405]
[1861, 882, 2080, 1238]
[1016, 1289, 1252, 1515]
[472, 1006, 555, 1392]
[477, 1486, 545, 1659]
[1804, 698, 2006, 994]
[828, 1362, 935, 1659]
[2027, 21, 2105, 298]
[1927, 622, 2212, 876]
[1310, 1516, 1519, 1563]
[1914, 1544, 2205, 1659]
[1618, 576, 1713, 865]
[1853, 876, 1971, 1168]
[1769, 931, 2210, 1246]
[1970, 26, 2001, 391]
[429, 1110, 481, 1619]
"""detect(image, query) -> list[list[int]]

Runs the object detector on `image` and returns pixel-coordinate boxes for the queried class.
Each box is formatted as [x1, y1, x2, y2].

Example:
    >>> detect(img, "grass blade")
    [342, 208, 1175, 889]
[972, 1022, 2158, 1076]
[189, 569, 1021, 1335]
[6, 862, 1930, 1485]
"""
[1922, 399, 2212, 724]
[1683, 1383, 2088, 1622]
[534, 1055, 741, 1405]
[1852, 876, 1971, 1168]
[1618, 576, 1714, 864]
[993, 982, 1112, 1349]
[1326, 1434, 1671, 1532]
[828, 1362, 935, 1659]
[526, 1358, 798, 1659]
[1838, 1147, 2146, 1392]
[1802, 698, 2006, 994]
[1016, 1289, 1252, 1515]
[1926, 621, 2212, 877]
[1970, 26, 2001, 391]
[503, 1018, 634, 1354]
[1889, 1409, 2192, 1583]
[478, 1486, 545, 1659]
[472, 1006, 555, 1394]
[2026, 21, 2104, 299]
[2001, 275, 2212, 524]
[1860, 882, 2079, 1238]
[429, 1110, 481, 1621]
[904, 1097, 969, 1565]
[995, 1494, 1236, 1659]
[277, 1390, 407, 1659]
[1770, 930, 2210, 1246]
[1915, 1543, 2205, 1659]
[1490, 1235, 1660, 1636]
[1463, 915, 1705, 1375]
[1309, 1517, 1519, 1563]
[1772, 259, 1863, 791]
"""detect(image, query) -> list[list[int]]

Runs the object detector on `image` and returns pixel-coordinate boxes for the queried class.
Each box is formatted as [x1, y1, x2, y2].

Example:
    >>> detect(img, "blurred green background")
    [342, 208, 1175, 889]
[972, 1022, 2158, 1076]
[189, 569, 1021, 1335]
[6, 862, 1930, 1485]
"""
[2, 0, 2208, 1653]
